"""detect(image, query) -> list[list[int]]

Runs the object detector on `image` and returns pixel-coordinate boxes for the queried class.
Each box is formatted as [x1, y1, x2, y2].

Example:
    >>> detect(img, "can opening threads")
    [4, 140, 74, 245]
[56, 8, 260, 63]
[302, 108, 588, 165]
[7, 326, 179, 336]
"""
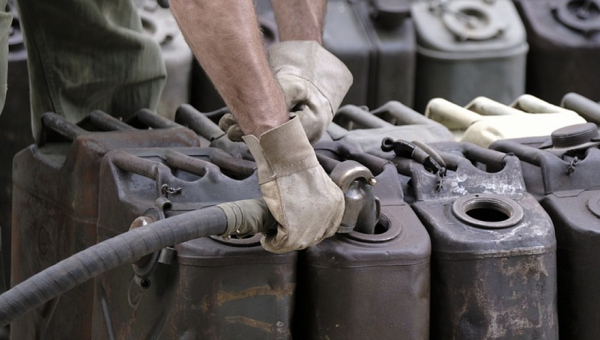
[453, 193, 524, 229]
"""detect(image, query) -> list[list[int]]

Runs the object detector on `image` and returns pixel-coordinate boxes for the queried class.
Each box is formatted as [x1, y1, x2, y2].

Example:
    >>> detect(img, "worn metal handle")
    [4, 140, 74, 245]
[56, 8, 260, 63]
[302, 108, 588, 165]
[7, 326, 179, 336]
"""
[334, 105, 394, 130]
[561, 92, 600, 124]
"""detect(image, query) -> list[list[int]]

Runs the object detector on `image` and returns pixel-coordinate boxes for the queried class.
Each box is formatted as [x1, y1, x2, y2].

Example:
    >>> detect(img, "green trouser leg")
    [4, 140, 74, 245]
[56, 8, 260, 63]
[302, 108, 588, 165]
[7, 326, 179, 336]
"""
[15, 0, 167, 140]
[0, 0, 11, 114]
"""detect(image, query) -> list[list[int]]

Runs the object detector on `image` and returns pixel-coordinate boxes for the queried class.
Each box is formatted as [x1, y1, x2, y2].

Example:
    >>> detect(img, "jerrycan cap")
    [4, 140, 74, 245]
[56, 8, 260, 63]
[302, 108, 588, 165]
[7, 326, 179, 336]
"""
[553, 0, 600, 35]
[550, 122, 599, 148]
[452, 193, 524, 229]
[436, 0, 507, 41]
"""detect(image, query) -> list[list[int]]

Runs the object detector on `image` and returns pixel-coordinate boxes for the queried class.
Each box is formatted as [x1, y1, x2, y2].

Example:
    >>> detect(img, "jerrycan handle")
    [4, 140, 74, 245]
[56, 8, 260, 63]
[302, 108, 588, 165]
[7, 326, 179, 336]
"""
[561, 92, 600, 124]
[511, 94, 574, 114]
[175, 104, 228, 141]
[553, 0, 600, 35]
[465, 97, 525, 116]
[37, 112, 90, 146]
[174, 104, 250, 158]
[198, 148, 257, 178]
[315, 141, 391, 175]
[369, 0, 411, 29]
[431, 0, 506, 41]
[429, 141, 507, 170]
[130, 108, 182, 129]
[371, 101, 438, 125]
[88, 110, 135, 131]
[111, 149, 175, 198]
[490, 139, 555, 168]
[425, 98, 482, 130]
[334, 105, 394, 130]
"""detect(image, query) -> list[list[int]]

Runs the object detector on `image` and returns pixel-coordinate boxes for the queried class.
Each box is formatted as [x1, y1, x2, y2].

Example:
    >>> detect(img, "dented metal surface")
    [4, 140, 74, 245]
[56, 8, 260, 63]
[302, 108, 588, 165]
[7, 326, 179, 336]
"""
[10, 112, 202, 340]
[91, 147, 297, 340]
[293, 142, 431, 340]
[385, 140, 557, 339]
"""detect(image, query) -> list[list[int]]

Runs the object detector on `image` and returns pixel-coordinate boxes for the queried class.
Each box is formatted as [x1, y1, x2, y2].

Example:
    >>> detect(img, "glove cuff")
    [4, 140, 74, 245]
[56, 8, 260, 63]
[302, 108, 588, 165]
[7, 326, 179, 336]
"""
[243, 116, 319, 183]
[268, 41, 353, 114]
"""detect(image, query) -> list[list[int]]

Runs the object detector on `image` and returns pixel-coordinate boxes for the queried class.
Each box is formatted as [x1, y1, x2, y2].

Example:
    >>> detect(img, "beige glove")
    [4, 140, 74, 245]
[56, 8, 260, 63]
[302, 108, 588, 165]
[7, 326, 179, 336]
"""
[219, 40, 353, 143]
[242, 116, 344, 253]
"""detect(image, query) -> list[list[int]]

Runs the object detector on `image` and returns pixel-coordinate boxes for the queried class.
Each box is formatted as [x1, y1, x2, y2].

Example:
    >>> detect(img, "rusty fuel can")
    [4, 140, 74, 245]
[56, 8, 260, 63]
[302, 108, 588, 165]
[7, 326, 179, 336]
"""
[291, 142, 431, 340]
[90, 147, 297, 339]
[513, 0, 600, 105]
[491, 123, 600, 339]
[10, 112, 201, 340]
[328, 101, 454, 158]
[411, 0, 528, 113]
[383, 140, 558, 339]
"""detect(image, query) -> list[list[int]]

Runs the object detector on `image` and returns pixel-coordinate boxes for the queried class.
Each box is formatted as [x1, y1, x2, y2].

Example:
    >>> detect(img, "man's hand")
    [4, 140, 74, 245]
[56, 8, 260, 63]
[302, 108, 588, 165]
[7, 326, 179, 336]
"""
[219, 41, 353, 143]
[243, 116, 344, 253]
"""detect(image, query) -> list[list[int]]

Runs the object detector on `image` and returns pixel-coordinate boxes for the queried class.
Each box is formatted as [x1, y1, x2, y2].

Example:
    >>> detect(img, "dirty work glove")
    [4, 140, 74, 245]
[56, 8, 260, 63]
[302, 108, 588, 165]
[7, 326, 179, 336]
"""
[242, 116, 344, 253]
[219, 41, 353, 143]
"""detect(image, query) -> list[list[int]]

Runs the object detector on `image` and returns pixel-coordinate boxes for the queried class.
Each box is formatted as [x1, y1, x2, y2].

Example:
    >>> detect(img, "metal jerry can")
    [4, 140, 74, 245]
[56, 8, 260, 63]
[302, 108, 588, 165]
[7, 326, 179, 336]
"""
[323, 0, 416, 108]
[383, 140, 558, 339]
[10, 112, 201, 340]
[491, 123, 600, 339]
[91, 147, 296, 339]
[328, 101, 454, 157]
[292, 142, 431, 339]
[0, 3, 31, 293]
[135, 0, 194, 120]
[513, 0, 600, 105]
[411, 0, 528, 113]
[425, 96, 585, 147]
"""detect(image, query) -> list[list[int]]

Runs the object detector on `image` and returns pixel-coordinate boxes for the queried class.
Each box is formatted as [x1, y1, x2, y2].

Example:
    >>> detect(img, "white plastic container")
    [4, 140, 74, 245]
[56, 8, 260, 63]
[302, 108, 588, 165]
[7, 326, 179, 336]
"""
[426, 96, 586, 147]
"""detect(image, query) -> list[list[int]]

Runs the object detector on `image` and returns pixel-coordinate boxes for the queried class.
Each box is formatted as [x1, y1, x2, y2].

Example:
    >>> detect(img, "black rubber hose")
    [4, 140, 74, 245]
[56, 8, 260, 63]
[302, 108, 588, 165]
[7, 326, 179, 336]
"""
[0, 205, 228, 327]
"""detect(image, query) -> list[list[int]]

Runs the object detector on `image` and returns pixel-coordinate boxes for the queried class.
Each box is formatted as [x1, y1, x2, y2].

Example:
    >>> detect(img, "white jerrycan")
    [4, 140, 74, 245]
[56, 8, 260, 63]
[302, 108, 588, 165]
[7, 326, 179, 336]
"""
[425, 95, 586, 147]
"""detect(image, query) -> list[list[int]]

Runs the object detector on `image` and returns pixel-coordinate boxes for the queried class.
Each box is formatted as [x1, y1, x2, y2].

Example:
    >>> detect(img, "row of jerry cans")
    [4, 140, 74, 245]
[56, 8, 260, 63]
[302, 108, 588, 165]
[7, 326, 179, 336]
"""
[9, 102, 437, 339]
[410, 91, 600, 339]
[11, 101, 584, 339]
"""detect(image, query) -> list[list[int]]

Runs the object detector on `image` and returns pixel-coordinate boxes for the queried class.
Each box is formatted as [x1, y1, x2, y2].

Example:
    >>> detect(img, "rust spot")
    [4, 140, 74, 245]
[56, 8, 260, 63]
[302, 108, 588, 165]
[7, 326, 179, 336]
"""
[201, 283, 295, 313]
[224, 316, 274, 333]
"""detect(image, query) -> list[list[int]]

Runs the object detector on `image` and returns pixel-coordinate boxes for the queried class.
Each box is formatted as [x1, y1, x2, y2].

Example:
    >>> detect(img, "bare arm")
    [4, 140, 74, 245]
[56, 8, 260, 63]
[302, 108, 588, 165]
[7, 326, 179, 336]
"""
[270, 0, 328, 44]
[169, 0, 288, 137]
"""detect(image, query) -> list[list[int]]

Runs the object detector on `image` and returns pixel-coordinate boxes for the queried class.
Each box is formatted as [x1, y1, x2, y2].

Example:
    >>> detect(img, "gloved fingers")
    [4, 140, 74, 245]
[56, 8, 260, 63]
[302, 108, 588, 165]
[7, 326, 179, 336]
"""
[275, 73, 334, 143]
[218, 113, 244, 142]
[243, 116, 344, 254]
[268, 40, 353, 114]
[259, 165, 343, 253]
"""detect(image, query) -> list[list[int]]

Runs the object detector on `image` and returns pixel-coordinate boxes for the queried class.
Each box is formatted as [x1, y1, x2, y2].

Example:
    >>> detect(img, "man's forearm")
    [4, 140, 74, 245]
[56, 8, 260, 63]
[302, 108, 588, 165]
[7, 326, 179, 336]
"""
[170, 0, 288, 137]
[270, 0, 327, 44]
